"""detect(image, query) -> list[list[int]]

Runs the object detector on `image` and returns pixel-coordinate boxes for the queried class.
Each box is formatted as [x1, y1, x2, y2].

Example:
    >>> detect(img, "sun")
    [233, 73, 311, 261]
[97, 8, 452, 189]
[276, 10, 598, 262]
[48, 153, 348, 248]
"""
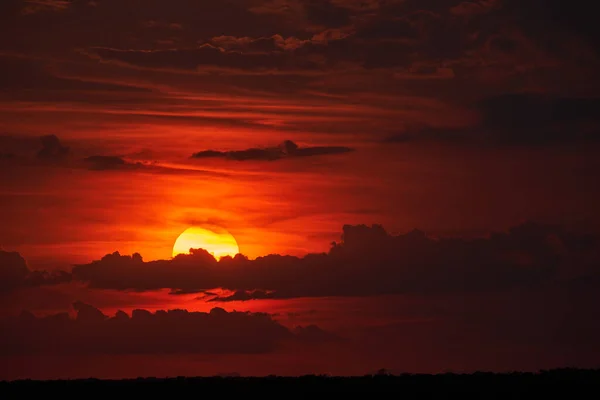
[172, 226, 240, 259]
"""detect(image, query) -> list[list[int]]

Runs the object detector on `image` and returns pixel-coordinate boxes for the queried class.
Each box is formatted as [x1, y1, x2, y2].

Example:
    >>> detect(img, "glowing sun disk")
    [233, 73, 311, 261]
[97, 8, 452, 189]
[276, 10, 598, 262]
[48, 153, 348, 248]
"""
[172, 227, 239, 259]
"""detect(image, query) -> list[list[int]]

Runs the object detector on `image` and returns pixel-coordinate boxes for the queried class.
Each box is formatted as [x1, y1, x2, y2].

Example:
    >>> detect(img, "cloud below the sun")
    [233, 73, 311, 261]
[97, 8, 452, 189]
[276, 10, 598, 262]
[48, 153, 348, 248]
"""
[0, 302, 338, 356]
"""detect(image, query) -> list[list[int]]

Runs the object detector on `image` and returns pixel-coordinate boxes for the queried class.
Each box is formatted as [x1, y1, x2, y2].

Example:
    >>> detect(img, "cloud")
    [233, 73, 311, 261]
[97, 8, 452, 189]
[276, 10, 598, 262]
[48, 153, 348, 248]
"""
[70, 3, 466, 75]
[84, 0, 578, 77]
[142, 20, 184, 31]
[36, 134, 70, 160]
[0, 134, 70, 164]
[86, 44, 326, 74]
[0, 134, 225, 175]
[191, 140, 353, 161]
[0, 134, 141, 170]
[0, 251, 29, 292]
[210, 34, 311, 52]
[4, 0, 599, 148]
[0, 250, 71, 292]
[292, 324, 341, 343]
[450, 0, 499, 17]
[0, 302, 334, 355]
[4, 0, 599, 84]
[386, 94, 600, 146]
[70, 222, 600, 299]
[21, 0, 72, 14]
[207, 289, 276, 302]
[82, 155, 141, 171]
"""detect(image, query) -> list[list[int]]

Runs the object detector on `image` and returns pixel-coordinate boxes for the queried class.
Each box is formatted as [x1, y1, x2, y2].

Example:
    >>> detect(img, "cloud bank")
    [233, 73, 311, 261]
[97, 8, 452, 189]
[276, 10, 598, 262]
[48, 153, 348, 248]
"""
[64, 221, 600, 299]
[0, 302, 336, 356]
[192, 140, 353, 161]
[0, 250, 71, 293]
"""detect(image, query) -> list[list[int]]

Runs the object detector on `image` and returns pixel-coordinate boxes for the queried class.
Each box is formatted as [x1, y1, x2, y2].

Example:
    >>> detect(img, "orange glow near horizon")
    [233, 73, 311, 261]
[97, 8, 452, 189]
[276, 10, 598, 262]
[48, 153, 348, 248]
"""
[172, 226, 240, 259]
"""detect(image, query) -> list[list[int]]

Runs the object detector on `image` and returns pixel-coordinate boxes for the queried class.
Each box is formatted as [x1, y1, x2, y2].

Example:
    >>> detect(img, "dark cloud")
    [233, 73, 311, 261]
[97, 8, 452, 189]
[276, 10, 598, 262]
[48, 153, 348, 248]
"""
[67, 3, 456, 74]
[0, 134, 70, 163]
[207, 289, 276, 302]
[77, 0, 581, 74]
[450, 0, 500, 17]
[0, 250, 71, 292]
[2, 0, 598, 83]
[1, 0, 301, 55]
[3, 0, 598, 143]
[21, 0, 72, 15]
[0, 251, 29, 292]
[292, 324, 341, 343]
[384, 126, 470, 144]
[386, 94, 600, 146]
[87, 44, 325, 74]
[0, 134, 233, 177]
[191, 140, 353, 161]
[83, 155, 139, 171]
[210, 34, 310, 52]
[36, 134, 70, 160]
[0, 302, 333, 356]
[70, 222, 600, 299]
[0, 134, 149, 171]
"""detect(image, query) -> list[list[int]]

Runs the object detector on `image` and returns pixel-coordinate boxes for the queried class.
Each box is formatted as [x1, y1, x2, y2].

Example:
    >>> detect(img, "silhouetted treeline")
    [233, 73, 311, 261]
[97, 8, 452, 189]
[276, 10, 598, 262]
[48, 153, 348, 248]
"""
[2, 369, 599, 396]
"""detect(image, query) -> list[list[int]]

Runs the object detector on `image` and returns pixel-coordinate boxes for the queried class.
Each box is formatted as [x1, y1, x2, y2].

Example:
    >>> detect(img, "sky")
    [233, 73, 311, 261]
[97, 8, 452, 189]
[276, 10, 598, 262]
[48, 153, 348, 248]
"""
[1, 0, 600, 379]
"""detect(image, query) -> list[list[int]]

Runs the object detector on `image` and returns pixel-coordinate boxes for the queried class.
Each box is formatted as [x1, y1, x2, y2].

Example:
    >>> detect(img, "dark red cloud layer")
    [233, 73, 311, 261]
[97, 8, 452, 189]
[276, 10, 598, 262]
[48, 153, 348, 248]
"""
[2, 0, 599, 141]
[1, 222, 584, 298]
[0, 250, 70, 293]
[0, 302, 337, 356]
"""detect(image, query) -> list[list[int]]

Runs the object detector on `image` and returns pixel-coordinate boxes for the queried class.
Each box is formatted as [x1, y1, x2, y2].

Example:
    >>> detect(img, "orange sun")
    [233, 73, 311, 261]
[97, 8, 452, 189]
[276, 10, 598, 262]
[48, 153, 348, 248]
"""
[172, 226, 240, 259]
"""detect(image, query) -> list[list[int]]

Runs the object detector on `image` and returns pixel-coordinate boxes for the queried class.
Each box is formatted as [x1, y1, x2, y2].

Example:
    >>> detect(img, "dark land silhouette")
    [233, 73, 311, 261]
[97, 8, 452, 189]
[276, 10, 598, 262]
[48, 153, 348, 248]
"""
[2, 369, 599, 395]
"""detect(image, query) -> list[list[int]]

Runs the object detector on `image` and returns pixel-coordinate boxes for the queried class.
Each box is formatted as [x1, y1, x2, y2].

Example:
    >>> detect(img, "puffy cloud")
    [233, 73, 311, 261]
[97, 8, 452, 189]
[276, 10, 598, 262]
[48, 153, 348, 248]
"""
[0, 250, 71, 292]
[191, 140, 353, 161]
[70, 222, 600, 298]
[36, 134, 69, 160]
[0, 302, 333, 355]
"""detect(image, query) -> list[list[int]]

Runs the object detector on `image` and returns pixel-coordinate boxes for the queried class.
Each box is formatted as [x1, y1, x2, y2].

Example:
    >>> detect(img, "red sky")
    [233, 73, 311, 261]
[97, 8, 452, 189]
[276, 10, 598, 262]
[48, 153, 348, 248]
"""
[1, 0, 600, 379]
